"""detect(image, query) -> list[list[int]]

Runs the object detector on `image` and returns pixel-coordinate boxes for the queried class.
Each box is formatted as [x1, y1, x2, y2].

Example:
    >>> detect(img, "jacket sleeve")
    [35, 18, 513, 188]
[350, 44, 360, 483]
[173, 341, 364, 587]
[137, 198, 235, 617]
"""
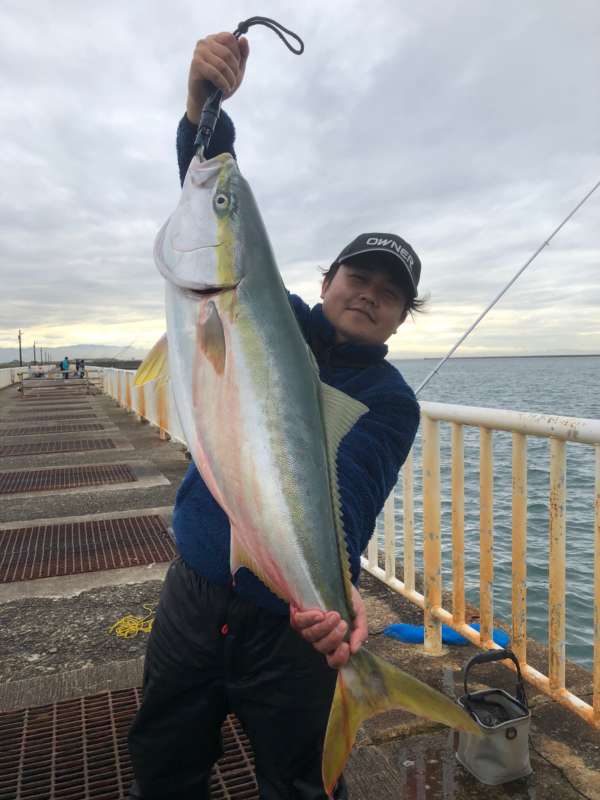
[176, 110, 237, 187]
[337, 384, 420, 582]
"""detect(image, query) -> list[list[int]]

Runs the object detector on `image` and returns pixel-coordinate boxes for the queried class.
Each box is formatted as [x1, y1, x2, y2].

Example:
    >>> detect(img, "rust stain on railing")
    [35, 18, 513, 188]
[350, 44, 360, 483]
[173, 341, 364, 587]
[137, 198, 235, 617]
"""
[402, 450, 415, 592]
[125, 374, 132, 410]
[511, 432, 528, 666]
[548, 438, 566, 695]
[422, 416, 442, 656]
[479, 427, 494, 648]
[157, 381, 169, 439]
[136, 383, 146, 420]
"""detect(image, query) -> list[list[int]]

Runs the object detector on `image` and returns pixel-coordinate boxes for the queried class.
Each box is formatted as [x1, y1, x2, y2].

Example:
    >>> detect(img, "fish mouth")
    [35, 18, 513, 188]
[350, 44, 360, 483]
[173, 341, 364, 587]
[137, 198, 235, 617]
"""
[172, 242, 220, 254]
[182, 281, 241, 299]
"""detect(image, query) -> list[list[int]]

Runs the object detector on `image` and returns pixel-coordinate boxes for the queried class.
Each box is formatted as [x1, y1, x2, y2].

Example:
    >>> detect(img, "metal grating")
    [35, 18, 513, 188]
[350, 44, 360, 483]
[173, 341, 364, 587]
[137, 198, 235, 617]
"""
[0, 690, 258, 800]
[8, 413, 99, 422]
[0, 515, 176, 582]
[17, 405, 95, 412]
[19, 400, 93, 406]
[0, 439, 116, 457]
[21, 389, 87, 395]
[0, 464, 136, 495]
[1, 423, 106, 437]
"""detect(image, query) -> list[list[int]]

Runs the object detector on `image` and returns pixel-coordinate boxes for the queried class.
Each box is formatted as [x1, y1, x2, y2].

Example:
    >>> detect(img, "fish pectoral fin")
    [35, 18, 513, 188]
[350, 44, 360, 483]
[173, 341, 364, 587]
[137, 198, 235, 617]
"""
[198, 301, 226, 374]
[230, 527, 289, 603]
[134, 333, 169, 386]
[319, 381, 369, 612]
[322, 648, 481, 796]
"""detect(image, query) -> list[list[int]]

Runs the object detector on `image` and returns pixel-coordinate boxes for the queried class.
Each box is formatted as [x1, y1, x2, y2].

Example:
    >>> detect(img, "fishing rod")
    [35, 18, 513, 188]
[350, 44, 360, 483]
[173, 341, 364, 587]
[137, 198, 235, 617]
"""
[415, 177, 600, 397]
[110, 340, 137, 361]
[194, 16, 304, 159]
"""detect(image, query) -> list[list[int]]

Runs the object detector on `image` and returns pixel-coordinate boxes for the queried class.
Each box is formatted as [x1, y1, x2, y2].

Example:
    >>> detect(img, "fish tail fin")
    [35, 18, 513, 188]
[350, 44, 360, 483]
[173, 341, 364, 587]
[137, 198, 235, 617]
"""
[322, 648, 480, 796]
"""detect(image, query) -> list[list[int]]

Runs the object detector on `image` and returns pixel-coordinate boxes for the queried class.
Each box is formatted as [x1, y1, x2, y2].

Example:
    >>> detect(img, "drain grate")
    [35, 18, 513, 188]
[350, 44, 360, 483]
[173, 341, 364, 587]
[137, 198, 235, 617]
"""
[0, 514, 176, 582]
[0, 690, 258, 800]
[0, 439, 116, 457]
[1, 423, 107, 437]
[9, 413, 99, 422]
[0, 464, 136, 495]
[19, 400, 93, 407]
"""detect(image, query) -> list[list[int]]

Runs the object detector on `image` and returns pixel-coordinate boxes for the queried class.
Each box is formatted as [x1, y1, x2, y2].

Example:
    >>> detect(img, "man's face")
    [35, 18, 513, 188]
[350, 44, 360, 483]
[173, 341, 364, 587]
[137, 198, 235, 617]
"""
[320, 261, 409, 346]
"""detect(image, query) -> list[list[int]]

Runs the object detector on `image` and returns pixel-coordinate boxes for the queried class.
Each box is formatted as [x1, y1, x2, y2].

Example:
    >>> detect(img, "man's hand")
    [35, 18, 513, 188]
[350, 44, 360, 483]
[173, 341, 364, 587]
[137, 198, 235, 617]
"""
[290, 585, 368, 669]
[186, 33, 250, 124]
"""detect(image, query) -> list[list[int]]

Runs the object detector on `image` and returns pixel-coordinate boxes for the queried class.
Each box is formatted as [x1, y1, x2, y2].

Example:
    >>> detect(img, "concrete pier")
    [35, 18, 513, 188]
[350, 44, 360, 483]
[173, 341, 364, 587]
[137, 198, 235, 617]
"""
[1, 378, 599, 799]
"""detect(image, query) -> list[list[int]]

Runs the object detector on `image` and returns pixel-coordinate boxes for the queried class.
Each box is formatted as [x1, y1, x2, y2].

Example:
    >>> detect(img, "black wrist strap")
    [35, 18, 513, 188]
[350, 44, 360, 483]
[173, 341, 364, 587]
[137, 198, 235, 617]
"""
[194, 17, 304, 159]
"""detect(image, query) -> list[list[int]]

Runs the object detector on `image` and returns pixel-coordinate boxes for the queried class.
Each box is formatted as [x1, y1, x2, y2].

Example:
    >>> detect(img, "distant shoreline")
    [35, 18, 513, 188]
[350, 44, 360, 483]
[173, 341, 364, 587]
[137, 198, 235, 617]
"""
[392, 353, 600, 361]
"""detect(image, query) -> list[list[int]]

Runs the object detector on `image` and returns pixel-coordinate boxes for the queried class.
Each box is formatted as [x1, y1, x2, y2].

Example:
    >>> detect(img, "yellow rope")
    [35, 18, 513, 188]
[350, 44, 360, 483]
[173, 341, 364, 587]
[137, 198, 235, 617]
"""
[108, 603, 156, 638]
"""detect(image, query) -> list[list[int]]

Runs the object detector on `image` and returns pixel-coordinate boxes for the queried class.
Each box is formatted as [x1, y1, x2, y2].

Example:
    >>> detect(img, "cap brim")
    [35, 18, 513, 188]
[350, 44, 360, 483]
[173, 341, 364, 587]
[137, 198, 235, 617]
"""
[340, 250, 418, 297]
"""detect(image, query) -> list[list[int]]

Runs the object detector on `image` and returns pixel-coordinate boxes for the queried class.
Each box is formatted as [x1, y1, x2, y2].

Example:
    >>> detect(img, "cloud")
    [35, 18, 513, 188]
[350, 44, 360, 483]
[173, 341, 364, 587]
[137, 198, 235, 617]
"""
[1, 0, 599, 357]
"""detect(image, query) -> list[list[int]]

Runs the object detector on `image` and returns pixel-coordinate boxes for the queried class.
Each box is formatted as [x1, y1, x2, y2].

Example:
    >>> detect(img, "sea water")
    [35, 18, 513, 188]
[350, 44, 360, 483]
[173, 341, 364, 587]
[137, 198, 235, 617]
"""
[384, 355, 600, 670]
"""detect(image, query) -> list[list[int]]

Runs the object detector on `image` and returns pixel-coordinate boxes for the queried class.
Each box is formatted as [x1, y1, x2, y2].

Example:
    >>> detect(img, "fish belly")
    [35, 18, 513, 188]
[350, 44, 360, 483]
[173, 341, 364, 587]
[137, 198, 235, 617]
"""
[166, 285, 340, 610]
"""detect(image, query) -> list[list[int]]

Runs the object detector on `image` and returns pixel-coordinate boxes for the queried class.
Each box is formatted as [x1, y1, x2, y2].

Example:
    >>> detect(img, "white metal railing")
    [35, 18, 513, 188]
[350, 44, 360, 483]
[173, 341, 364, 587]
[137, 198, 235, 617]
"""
[99, 368, 600, 728]
[101, 368, 186, 445]
[0, 367, 24, 392]
[363, 401, 600, 728]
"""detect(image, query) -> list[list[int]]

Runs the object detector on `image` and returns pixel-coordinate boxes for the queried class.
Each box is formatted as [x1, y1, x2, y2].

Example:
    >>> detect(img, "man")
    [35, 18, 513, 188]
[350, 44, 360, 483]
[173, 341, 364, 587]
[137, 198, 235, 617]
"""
[61, 355, 69, 379]
[128, 32, 421, 800]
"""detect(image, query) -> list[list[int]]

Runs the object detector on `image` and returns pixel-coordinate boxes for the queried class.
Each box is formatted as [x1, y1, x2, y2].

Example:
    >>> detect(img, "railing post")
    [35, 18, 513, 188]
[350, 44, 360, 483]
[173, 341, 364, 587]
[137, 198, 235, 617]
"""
[403, 450, 415, 592]
[367, 529, 378, 569]
[479, 427, 494, 646]
[125, 373, 132, 410]
[451, 423, 465, 626]
[158, 381, 169, 440]
[549, 437, 566, 695]
[136, 383, 146, 422]
[422, 415, 442, 655]
[384, 488, 396, 580]
[594, 445, 600, 723]
[512, 432, 528, 666]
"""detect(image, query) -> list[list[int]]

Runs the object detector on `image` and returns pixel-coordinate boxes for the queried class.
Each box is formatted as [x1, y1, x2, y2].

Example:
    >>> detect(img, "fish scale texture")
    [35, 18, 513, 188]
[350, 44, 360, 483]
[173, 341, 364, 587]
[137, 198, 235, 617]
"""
[172, 115, 420, 614]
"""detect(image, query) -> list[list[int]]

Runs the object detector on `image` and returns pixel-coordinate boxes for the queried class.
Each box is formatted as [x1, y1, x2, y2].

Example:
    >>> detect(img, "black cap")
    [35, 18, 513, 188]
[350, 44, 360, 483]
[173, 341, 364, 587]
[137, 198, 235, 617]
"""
[333, 233, 421, 298]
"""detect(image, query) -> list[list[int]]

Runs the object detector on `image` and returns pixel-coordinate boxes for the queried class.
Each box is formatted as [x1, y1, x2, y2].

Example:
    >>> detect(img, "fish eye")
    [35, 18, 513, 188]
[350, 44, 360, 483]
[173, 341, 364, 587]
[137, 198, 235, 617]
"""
[214, 193, 229, 209]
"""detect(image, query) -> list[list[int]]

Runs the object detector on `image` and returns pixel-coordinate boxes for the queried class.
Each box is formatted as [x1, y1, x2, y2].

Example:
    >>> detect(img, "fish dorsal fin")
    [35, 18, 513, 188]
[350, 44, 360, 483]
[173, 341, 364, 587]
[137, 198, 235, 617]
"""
[319, 381, 369, 612]
[134, 333, 169, 386]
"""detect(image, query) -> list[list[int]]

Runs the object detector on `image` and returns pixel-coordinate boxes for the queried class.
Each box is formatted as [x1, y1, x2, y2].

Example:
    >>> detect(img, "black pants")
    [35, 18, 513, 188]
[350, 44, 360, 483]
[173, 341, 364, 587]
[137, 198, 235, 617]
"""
[128, 558, 347, 800]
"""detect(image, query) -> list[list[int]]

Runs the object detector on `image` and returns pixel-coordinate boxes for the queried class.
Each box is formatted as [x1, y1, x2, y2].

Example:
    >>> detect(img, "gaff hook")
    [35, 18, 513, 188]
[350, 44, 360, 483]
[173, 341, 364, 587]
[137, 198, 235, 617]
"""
[194, 16, 304, 160]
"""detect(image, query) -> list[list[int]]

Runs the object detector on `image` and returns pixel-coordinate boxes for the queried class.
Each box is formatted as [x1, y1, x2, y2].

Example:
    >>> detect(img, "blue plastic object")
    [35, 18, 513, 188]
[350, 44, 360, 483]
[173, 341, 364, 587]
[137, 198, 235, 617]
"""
[383, 622, 510, 648]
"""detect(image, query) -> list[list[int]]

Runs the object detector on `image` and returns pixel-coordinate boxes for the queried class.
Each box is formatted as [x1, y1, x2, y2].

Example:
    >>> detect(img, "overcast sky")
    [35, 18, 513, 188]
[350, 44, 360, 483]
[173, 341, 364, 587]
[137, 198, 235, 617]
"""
[1, 0, 599, 359]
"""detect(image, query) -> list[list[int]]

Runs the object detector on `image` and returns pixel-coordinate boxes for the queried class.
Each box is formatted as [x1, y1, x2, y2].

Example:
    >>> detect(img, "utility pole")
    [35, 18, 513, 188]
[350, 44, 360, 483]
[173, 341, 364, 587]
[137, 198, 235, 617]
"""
[33, 341, 36, 364]
[18, 330, 23, 366]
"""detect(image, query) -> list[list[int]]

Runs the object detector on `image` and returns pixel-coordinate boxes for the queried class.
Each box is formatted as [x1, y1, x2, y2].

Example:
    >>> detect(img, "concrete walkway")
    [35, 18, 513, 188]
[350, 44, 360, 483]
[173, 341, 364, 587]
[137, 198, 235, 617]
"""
[0, 379, 598, 799]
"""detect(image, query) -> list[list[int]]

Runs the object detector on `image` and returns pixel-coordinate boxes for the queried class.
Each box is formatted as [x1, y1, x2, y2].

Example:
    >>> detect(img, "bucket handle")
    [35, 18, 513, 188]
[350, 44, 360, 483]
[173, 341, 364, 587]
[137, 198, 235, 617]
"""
[463, 648, 528, 709]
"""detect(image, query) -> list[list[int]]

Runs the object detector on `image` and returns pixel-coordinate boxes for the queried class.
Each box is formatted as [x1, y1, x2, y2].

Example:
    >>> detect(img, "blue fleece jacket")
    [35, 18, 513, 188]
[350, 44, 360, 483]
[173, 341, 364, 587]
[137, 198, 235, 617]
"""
[172, 112, 420, 614]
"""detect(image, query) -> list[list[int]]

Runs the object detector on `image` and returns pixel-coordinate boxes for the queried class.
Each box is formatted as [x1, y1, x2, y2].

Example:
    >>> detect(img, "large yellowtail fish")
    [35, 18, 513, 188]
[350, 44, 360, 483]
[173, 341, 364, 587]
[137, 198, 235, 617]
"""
[136, 152, 479, 794]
